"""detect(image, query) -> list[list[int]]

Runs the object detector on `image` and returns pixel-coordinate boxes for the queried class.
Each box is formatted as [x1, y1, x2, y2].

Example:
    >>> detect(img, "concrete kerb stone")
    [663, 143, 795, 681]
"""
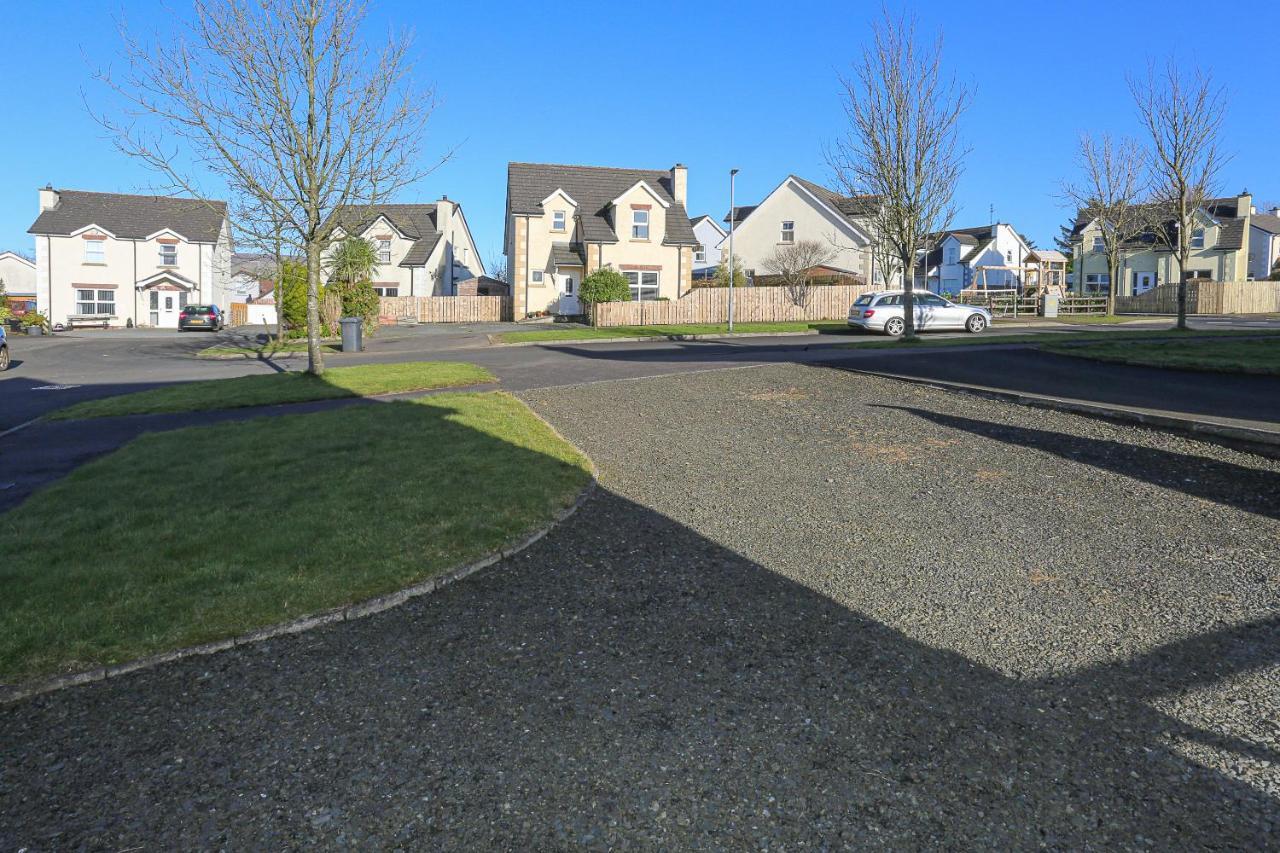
[0, 427, 601, 706]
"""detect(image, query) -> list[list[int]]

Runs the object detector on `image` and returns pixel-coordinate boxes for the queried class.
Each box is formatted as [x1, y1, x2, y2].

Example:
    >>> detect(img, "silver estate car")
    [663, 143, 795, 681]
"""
[847, 290, 993, 336]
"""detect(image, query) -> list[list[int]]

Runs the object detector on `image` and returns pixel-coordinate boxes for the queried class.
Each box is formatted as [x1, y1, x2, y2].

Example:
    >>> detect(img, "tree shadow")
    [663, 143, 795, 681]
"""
[1, 404, 1276, 847]
[873, 404, 1280, 520]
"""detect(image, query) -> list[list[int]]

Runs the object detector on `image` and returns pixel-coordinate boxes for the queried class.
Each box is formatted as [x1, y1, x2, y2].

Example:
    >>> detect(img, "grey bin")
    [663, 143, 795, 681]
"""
[1041, 294, 1060, 318]
[339, 317, 363, 352]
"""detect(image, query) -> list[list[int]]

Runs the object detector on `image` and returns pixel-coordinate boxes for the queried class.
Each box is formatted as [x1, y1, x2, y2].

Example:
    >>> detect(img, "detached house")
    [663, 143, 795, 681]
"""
[28, 187, 232, 328]
[689, 214, 726, 278]
[717, 175, 883, 285]
[1248, 208, 1280, 280]
[0, 251, 37, 316]
[1069, 190, 1258, 295]
[329, 198, 483, 297]
[915, 223, 1033, 292]
[505, 162, 701, 317]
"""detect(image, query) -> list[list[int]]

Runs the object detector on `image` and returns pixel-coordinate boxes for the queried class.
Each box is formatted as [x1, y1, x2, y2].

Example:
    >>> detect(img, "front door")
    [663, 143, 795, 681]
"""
[1133, 272, 1155, 296]
[556, 273, 581, 315]
[149, 290, 182, 328]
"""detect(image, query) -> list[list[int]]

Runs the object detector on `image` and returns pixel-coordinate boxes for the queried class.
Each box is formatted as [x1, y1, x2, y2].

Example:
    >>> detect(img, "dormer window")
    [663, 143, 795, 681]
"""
[552, 210, 566, 232]
[631, 208, 650, 240]
[84, 238, 105, 263]
[159, 243, 178, 266]
[1092, 235, 1104, 252]
[780, 221, 795, 243]
[1190, 227, 1205, 249]
[377, 239, 392, 264]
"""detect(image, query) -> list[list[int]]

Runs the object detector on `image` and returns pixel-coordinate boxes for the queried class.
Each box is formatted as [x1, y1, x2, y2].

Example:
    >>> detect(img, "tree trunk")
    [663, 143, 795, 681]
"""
[305, 241, 325, 375]
[1107, 255, 1118, 316]
[1175, 253, 1188, 330]
[900, 251, 917, 339]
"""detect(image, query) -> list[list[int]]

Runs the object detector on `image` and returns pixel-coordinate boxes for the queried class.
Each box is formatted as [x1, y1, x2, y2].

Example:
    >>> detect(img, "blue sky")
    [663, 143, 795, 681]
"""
[2, 0, 1277, 265]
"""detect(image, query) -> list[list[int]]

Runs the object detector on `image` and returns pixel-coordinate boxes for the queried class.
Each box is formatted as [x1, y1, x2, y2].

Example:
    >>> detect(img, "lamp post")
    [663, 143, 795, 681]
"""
[728, 168, 739, 332]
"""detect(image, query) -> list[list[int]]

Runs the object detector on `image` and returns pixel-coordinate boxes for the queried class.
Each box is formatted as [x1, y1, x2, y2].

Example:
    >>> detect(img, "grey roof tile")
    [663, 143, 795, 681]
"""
[551, 242, 586, 267]
[1252, 212, 1280, 235]
[28, 189, 227, 242]
[507, 162, 700, 246]
[333, 203, 442, 267]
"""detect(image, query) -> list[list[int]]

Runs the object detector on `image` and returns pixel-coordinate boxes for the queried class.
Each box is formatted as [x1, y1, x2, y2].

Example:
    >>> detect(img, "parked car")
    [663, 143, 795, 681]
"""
[0, 325, 8, 371]
[848, 290, 992, 336]
[178, 304, 225, 332]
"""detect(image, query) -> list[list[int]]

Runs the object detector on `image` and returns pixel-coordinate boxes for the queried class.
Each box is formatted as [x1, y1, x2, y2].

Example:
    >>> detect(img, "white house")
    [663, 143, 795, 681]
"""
[1248, 209, 1280, 280]
[689, 214, 725, 278]
[331, 199, 483, 298]
[0, 251, 37, 315]
[715, 175, 883, 285]
[915, 223, 1033, 293]
[27, 187, 232, 328]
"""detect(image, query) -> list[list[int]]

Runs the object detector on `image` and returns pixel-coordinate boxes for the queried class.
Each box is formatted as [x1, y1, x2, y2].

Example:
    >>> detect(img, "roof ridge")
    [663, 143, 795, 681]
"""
[508, 161, 670, 175]
[51, 188, 227, 205]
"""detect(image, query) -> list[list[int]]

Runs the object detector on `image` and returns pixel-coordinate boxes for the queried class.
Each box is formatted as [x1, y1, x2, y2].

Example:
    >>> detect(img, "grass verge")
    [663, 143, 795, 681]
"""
[50, 361, 496, 420]
[831, 328, 1280, 351]
[1042, 337, 1280, 375]
[0, 392, 592, 682]
[1050, 314, 1144, 325]
[198, 341, 340, 358]
[495, 321, 851, 343]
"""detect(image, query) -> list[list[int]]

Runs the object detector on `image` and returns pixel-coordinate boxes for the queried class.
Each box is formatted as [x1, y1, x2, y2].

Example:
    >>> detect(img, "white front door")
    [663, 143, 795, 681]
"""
[149, 290, 183, 328]
[1133, 272, 1155, 295]
[556, 273, 581, 315]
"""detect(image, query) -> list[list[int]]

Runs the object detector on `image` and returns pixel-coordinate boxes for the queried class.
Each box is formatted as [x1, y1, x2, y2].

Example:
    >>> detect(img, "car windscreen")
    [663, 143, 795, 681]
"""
[184, 306, 216, 314]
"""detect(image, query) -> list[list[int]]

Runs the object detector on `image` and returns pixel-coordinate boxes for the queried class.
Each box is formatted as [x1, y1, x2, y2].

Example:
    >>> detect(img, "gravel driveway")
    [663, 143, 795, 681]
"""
[2, 363, 1277, 848]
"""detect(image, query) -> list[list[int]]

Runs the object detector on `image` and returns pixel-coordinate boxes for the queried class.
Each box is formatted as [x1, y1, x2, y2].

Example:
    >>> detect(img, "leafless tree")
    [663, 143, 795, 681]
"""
[869, 231, 902, 289]
[1130, 61, 1228, 329]
[1061, 133, 1148, 315]
[488, 257, 509, 283]
[94, 0, 442, 374]
[828, 8, 968, 339]
[761, 240, 837, 308]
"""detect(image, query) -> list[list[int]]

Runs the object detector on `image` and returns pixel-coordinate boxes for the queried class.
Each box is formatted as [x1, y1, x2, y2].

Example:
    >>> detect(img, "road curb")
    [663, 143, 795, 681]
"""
[0, 433, 601, 706]
[489, 329, 829, 347]
[840, 366, 1280, 458]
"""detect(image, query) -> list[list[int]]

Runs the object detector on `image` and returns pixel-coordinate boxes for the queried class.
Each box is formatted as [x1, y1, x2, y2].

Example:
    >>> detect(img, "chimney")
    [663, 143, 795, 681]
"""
[1238, 188, 1252, 218]
[1272, 207, 1280, 218]
[436, 195, 454, 236]
[670, 163, 687, 207]
[39, 184, 59, 212]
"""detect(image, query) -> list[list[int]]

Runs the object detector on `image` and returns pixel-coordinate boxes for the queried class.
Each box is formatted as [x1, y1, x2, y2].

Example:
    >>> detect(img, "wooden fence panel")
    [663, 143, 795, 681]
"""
[1113, 281, 1280, 315]
[378, 295, 511, 324]
[229, 302, 248, 326]
[592, 284, 875, 327]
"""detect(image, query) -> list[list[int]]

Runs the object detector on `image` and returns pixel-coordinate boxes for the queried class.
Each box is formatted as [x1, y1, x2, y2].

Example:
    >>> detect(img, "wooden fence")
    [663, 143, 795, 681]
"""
[1113, 281, 1280, 315]
[592, 284, 875, 327]
[229, 302, 248, 326]
[379, 295, 511, 324]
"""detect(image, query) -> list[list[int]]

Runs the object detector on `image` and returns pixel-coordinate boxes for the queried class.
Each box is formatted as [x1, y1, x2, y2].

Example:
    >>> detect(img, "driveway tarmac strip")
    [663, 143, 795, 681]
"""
[2, 364, 1276, 847]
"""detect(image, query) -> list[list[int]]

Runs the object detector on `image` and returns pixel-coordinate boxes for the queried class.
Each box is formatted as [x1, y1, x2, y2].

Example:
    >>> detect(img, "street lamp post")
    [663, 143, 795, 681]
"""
[728, 168, 739, 333]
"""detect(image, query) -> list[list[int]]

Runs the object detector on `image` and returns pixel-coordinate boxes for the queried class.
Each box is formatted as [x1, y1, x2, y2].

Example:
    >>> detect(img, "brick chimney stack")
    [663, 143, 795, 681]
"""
[39, 184, 59, 213]
[671, 164, 687, 207]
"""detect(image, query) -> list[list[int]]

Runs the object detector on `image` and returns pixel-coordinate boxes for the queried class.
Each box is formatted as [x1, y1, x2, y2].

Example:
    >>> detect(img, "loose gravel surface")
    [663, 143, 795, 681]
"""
[2, 363, 1278, 848]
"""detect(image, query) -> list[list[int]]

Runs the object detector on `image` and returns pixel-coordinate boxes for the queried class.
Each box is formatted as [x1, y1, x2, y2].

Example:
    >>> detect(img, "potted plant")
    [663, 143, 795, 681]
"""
[21, 312, 49, 336]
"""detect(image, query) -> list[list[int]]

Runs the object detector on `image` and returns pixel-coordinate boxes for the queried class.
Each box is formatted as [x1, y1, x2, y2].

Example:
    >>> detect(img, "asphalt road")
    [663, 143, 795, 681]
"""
[3, 365, 1276, 847]
[4, 317, 1280, 436]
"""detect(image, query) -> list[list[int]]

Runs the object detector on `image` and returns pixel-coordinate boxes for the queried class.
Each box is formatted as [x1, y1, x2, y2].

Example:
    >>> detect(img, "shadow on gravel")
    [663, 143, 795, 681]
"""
[879, 405, 1280, 520]
[3, 484, 1277, 847]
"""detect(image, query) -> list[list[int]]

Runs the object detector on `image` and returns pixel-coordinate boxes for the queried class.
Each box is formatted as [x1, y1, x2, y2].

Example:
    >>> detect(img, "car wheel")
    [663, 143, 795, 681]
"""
[883, 317, 905, 337]
[0, 345, 8, 371]
[965, 314, 987, 333]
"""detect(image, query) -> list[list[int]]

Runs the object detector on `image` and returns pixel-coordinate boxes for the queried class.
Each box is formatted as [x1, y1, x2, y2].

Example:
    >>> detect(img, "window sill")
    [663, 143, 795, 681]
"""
[82, 262, 108, 266]
[630, 239, 651, 243]
[157, 264, 179, 269]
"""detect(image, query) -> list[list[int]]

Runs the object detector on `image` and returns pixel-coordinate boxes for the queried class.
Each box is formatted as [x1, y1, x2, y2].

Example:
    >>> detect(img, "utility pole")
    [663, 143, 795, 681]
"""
[728, 168, 739, 332]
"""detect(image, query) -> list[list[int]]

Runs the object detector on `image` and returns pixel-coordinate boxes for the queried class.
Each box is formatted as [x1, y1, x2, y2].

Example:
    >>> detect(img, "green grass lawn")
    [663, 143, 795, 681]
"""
[0, 392, 592, 682]
[1051, 314, 1144, 325]
[1042, 337, 1280, 375]
[831, 328, 1280, 351]
[50, 361, 496, 420]
[495, 321, 851, 343]
[198, 341, 340, 358]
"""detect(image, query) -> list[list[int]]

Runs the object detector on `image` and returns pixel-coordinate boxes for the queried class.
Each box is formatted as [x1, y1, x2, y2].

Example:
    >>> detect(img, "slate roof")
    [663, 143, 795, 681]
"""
[1214, 218, 1246, 251]
[333, 203, 442, 267]
[28, 189, 227, 243]
[915, 225, 1000, 272]
[1251, 212, 1280, 235]
[722, 205, 759, 225]
[789, 176, 881, 220]
[1070, 197, 1251, 251]
[551, 242, 586, 267]
[508, 163, 700, 246]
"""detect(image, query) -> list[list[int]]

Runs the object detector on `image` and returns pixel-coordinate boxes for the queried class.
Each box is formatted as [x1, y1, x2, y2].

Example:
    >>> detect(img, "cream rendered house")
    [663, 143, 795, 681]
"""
[1069, 190, 1256, 295]
[716, 175, 883, 285]
[28, 187, 231, 328]
[329, 199, 483, 297]
[505, 162, 702, 316]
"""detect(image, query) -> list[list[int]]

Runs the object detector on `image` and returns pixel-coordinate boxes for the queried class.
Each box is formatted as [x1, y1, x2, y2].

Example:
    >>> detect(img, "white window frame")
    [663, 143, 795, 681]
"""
[631, 209, 650, 240]
[1190, 227, 1205, 249]
[1091, 235, 1105, 253]
[780, 221, 795, 244]
[694, 246, 706, 264]
[159, 243, 178, 266]
[531, 270, 544, 284]
[84, 239, 106, 263]
[372, 285, 399, 297]
[76, 288, 116, 315]
[377, 239, 392, 264]
[623, 270, 659, 301]
[552, 210, 566, 232]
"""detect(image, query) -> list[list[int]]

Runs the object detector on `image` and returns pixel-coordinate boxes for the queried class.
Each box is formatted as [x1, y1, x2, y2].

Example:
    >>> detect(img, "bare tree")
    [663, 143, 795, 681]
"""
[95, 0, 441, 373]
[1130, 61, 1228, 329]
[1061, 133, 1148, 315]
[828, 9, 968, 339]
[761, 240, 837, 308]
[488, 256, 509, 283]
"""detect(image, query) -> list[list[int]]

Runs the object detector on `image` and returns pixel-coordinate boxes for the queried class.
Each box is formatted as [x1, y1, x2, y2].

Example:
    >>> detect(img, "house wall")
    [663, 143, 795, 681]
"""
[1250, 226, 1280, 280]
[691, 218, 724, 272]
[720, 178, 870, 281]
[1073, 216, 1243, 294]
[0, 253, 37, 295]
[35, 229, 221, 327]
